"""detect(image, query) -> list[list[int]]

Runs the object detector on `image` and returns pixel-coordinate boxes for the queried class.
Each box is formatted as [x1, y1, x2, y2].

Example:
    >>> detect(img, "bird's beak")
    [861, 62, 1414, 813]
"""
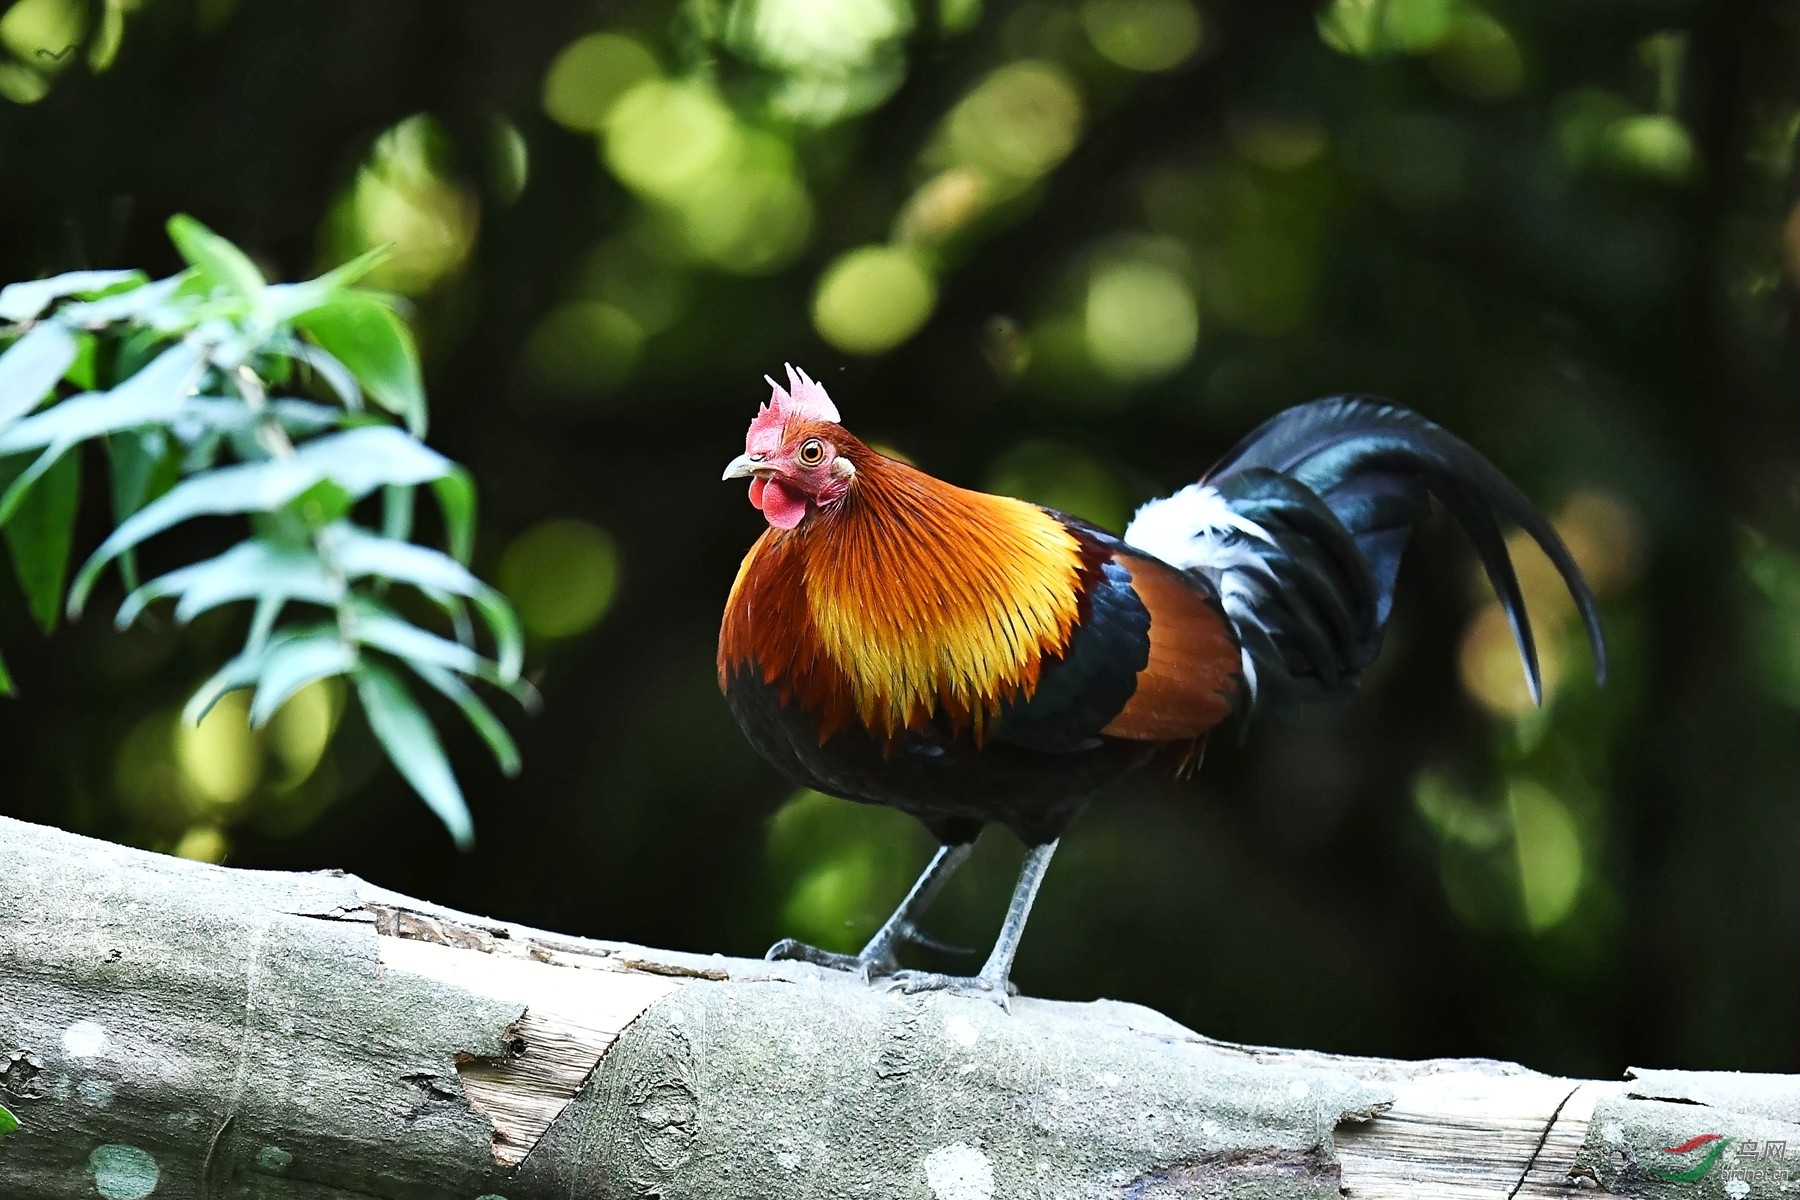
[722, 453, 768, 481]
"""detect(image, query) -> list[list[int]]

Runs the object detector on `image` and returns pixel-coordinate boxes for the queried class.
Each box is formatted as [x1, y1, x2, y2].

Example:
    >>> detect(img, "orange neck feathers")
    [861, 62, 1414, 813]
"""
[720, 444, 1088, 743]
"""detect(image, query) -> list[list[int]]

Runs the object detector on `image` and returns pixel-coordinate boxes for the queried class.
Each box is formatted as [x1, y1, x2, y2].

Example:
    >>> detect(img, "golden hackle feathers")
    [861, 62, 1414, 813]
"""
[720, 437, 1087, 744]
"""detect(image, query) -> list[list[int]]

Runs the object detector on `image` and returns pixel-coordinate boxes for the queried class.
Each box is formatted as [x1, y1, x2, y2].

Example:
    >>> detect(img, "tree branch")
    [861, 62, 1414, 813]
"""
[0, 814, 1793, 1199]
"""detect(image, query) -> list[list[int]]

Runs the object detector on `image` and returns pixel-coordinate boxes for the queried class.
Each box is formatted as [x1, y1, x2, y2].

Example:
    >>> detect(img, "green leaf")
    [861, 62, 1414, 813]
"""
[296, 294, 426, 435]
[65, 332, 98, 391]
[323, 525, 521, 679]
[268, 336, 363, 411]
[58, 272, 190, 328]
[431, 466, 476, 564]
[167, 215, 265, 302]
[0, 1099, 16, 1136]
[117, 539, 344, 629]
[0, 341, 204, 455]
[0, 647, 13, 696]
[183, 652, 264, 726]
[0, 321, 79, 427]
[0, 442, 73, 527]
[71, 426, 450, 616]
[258, 246, 393, 327]
[106, 428, 179, 591]
[5, 450, 80, 631]
[283, 477, 357, 530]
[0, 270, 145, 322]
[291, 425, 451, 495]
[406, 659, 521, 776]
[355, 660, 473, 849]
[343, 596, 503, 683]
[381, 483, 415, 543]
[249, 629, 359, 727]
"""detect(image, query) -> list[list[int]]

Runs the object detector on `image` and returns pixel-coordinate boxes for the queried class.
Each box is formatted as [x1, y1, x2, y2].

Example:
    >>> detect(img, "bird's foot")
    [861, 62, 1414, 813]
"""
[763, 938, 894, 981]
[764, 921, 970, 982]
[883, 968, 1017, 1010]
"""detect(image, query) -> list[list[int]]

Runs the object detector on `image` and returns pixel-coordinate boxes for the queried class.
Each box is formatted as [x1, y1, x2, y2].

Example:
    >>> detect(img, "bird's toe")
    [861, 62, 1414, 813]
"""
[883, 969, 1015, 1010]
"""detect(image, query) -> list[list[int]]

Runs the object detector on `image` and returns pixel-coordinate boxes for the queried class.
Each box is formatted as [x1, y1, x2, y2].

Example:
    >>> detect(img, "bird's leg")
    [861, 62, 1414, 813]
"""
[765, 842, 974, 979]
[887, 838, 1060, 1009]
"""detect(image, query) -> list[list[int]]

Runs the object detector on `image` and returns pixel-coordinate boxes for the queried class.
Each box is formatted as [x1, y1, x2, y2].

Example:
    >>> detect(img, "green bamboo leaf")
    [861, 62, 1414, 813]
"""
[354, 660, 473, 849]
[382, 483, 415, 543]
[0, 321, 79, 428]
[58, 273, 189, 328]
[71, 426, 449, 617]
[268, 336, 363, 411]
[249, 630, 358, 727]
[0, 270, 144, 323]
[105, 429, 176, 592]
[406, 658, 521, 776]
[343, 596, 501, 683]
[258, 246, 393, 327]
[167, 215, 265, 301]
[0, 1099, 16, 1136]
[296, 294, 425, 435]
[0, 341, 203, 455]
[324, 526, 521, 679]
[5, 450, 80, 632]
[0, 442, 72, 527]
[116, 540, 344, 629]
[430, 466, 475, 564]
[0, 647, 13, 697]
[291, 425, 450, 495]
[183, 652, 265, 726]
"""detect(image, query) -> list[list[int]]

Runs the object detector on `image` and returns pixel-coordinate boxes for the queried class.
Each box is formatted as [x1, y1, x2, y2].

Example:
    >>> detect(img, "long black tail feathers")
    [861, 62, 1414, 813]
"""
[1122, 396, 1607, 719]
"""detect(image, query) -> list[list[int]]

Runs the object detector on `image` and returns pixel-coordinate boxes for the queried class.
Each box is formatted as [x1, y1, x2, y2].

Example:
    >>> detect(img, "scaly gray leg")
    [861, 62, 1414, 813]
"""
[887, 838, 1060, 1009]
[766, 842, 974, 979]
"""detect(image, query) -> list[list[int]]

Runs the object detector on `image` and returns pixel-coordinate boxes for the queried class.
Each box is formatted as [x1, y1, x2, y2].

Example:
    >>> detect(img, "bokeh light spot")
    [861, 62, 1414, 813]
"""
[604, 81, 740, 202]
[986, 441, 1131, 532]
[0, 0, 87, 72]
[944, 61, 1083, 182]
[322, 114, 479, 295]
[1606, 114, 1697, 183]
[675, 132, 814, 274]
[177, 692, 263, 809]
[499, 519, 621, 639]
[525, 302, 644, 397]
[1508, 781, 1583, 932]
[1459, 601, 1564, 717]
[1084, 257, 1198, 382]
[1431, 11, 1524, 101]
[1081, 0, 1203, 73]
[812, 245, 937, 355]
[266, 679, 340, 789]
[174, 825, 229, 864]
[1318, 0, 1454, 57]
[1225, 113, 1327, 172]
[542, 32, 660, 133]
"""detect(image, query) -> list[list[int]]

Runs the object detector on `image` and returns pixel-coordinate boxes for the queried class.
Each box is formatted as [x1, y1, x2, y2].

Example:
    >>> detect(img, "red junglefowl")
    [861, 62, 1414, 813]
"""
[720, 365, 1605, 1005]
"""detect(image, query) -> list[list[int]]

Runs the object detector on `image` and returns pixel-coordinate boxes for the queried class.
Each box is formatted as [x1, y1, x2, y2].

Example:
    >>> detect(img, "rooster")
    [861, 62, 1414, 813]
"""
[721, 365, 1605, 1003]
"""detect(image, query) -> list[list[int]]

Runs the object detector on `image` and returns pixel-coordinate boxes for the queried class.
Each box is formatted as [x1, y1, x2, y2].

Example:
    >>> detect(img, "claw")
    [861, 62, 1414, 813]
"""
[764, 938, 892, 982]
[883, 968, 1016, 1010]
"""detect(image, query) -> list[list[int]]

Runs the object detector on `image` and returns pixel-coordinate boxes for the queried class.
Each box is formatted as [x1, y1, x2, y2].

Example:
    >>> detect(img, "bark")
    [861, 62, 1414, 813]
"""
[0, 814, 1794, 1200]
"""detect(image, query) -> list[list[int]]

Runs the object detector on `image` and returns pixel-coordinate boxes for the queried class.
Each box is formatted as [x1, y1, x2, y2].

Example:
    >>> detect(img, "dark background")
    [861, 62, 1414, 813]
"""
[1, 0, 1795, 1078]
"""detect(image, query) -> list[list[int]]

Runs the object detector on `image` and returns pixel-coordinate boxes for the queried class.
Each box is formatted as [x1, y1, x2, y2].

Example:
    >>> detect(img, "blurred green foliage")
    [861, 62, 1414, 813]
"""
[0, 0, 1794, 1077]
[0, 218, 530, 848]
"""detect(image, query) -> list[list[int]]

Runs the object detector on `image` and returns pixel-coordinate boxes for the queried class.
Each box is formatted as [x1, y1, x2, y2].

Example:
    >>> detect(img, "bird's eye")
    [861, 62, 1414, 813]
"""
[797, 438, 825, 466]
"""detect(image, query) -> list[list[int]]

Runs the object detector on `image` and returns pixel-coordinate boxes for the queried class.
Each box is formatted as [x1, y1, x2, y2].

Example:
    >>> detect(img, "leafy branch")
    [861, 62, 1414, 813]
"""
[0, 216, 532, 847]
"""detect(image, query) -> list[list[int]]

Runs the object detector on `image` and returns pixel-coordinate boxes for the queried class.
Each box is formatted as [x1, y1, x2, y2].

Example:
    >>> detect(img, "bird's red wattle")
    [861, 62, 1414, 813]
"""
[751, 475, 808, 529]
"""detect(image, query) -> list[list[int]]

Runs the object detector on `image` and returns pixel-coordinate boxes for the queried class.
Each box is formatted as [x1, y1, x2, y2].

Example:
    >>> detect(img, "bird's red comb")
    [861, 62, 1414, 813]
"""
[748, 363, 839, 446]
